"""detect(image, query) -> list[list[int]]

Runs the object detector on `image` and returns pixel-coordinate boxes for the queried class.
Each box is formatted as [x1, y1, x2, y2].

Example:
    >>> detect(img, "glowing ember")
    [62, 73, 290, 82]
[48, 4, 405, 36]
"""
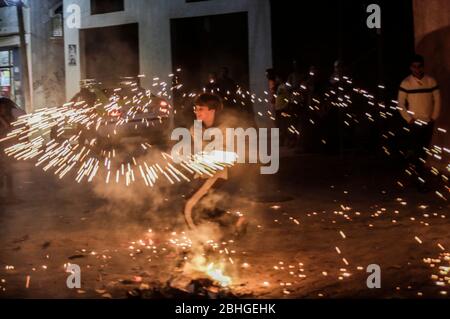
[204, 263, 232, 287]
[187, 255, 232, 287]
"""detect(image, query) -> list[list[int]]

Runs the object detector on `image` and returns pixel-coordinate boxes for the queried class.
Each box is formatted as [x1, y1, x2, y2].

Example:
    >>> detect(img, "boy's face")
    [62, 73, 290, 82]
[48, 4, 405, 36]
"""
[410, 62, 425, 79]
[194, 105, 215, 125]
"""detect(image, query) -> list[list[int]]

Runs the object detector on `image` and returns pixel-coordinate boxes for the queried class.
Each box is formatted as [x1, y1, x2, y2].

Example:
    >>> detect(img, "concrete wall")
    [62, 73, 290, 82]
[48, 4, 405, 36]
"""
[29, 0, 66, 109]
[63, 0, 273, 125]
[413, 0, 450, 172]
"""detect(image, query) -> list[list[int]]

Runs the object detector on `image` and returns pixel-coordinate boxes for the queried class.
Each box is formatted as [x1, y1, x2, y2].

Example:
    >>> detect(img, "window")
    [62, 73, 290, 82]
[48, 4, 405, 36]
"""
[0, 48, 23, 106]
[91, 0, 124, 15]
[50, 4, 63, 38]
[0, 51, 11, 68]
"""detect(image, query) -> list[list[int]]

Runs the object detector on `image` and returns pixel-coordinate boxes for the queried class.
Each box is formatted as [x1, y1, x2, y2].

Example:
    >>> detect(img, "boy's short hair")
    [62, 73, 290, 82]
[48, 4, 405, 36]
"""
[410, 54, 425, 66]
[195, 93, 223, 111]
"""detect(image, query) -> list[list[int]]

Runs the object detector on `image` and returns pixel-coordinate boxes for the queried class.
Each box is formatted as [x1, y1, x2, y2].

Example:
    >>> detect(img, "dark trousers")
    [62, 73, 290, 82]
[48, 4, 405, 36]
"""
[0, 151, 13, 197]
[187, 178, 235, 226]
[405, 122, 434, 176]
[275, 110, 286, 146]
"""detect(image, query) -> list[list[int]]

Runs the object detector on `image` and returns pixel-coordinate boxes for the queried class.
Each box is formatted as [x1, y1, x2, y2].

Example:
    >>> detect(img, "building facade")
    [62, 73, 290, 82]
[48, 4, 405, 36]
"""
[0, 1, 29, 109]
[63, 0, 273, 122]
[0, 0, 65, 111]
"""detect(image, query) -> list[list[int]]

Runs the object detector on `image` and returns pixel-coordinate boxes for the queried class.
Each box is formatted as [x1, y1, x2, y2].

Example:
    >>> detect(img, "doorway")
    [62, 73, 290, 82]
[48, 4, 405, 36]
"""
[80, 23, 139, 86]
[170, 12, 249, 92]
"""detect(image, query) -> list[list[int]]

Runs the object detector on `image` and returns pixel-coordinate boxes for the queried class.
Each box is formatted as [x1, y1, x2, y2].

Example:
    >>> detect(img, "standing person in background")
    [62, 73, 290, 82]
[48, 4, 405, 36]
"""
[205, 72, 219, 93]
[217, 67, 236, 93]
[274, 75, 291, 147]
[287, 60, 304, 91]
[324, 60, 349, 155]
[398, 54, 441, 191]
[266, 68, 278, 111]
[298, 65, 321, 152]
[329, 60, 346, 85]
[286, 61, 305, 149]
[0, 98, 18, 200]
[216, 67, 237, 108]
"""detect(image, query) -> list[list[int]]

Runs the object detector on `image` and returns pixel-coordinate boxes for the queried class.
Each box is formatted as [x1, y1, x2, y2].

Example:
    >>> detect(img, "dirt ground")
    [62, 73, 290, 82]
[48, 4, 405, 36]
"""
[0, 150, 449, 299]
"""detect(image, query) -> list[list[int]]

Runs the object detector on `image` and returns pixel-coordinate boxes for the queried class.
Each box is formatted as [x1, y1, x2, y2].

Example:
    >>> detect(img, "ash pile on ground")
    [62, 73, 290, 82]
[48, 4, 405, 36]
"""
[123, 277, 251, 299]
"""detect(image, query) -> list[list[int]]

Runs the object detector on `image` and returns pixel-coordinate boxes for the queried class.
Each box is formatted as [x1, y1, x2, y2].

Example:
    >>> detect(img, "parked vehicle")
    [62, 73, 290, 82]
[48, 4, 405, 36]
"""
[60, 78, 173, 148]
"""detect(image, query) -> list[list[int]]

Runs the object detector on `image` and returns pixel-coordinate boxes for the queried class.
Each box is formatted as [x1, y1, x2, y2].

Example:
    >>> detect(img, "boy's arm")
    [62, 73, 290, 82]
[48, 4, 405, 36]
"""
[431, 85, 441, 122]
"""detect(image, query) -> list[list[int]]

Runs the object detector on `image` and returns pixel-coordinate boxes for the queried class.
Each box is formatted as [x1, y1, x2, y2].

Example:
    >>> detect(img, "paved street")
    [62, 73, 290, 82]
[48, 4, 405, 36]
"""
[1, 150, 449, 299]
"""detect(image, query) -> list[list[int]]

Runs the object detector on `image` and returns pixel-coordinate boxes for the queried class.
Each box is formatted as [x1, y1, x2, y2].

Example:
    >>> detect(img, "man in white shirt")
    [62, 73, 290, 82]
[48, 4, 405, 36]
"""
[398, 55, 441, 124]
[397, 54, 441, 187]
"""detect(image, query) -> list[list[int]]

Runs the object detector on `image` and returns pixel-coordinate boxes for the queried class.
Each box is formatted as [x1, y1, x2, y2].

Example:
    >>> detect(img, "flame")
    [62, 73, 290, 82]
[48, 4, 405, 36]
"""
[190, 255, 232, 287]
[204, 262, 232, 287]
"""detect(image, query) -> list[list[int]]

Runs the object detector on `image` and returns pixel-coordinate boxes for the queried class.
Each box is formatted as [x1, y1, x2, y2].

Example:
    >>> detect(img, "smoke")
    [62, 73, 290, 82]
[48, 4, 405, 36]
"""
[86, 110, 257, 287]
[90, 143, 184, 229]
